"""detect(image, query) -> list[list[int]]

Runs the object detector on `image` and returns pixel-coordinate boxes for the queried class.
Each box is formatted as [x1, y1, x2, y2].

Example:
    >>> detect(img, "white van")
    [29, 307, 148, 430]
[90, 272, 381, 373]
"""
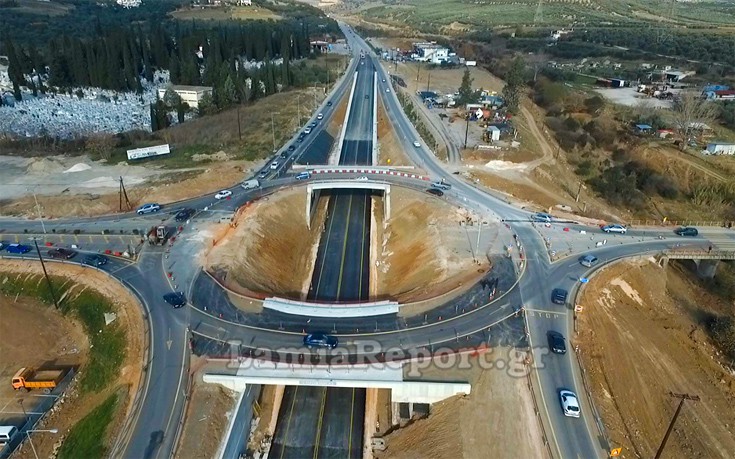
[241, 179, 260, 190]
[0, 425, 18, 446]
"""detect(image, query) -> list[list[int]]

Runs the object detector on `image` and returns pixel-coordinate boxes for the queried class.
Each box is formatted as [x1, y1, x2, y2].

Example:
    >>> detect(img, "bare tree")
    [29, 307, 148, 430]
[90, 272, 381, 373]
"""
[85, 134, 117, 160]
[670, 91, 718, 149]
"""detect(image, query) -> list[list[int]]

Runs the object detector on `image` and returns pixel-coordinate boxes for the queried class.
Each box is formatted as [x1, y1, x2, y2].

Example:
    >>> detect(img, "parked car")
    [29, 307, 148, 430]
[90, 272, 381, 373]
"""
[426, 188, 444, 197]
[215, 190, 232, 200]
[136, 203, 160, 215]
[532, 212, 552, 223]
[413, 141, 421, 148]
[295, 171, 311, 181]
[674, 226, 698, 237]
[5, 244, 31, 254]
[579, 255, 598, 268]
[175, 208, 195, 222]
[559, 390, 580, 418]
[317, 113, 324, 120]
[163, 292, 187, 309]
[547, 331, 567, 354]
[47, 248, 77, 259]
[82, 254, 108, 267]
[601, 224, 627, 234]
[303, 333, 338, 349]
[551, 288, 568, 305]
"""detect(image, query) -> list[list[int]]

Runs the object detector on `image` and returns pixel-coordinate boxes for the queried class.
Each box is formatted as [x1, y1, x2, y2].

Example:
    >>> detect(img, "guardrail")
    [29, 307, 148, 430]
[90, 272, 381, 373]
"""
[627, 219, 734, 228]
[662, 249, 735, 260]
[525, 371, 555, 459]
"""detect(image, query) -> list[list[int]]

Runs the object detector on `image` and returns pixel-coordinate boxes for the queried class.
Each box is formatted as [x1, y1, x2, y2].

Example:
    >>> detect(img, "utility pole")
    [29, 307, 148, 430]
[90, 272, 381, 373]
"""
[654, 392, 700, 459]
[30, 237, 60, 310]
[575, 182, 583, 202]
[118, 176, 131, 212]
[426, 70, 431, 93]
[464, 116, 470, 149]
[476, 219, 483, 263]
[270, 112, 281, 153]
[29, 189, 46, 234]
[297, 94, 302, 126]
[237, 106, 242, 140]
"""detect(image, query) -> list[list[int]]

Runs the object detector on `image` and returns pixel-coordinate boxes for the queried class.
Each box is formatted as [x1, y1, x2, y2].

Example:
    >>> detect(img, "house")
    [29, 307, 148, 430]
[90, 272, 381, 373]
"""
[664, 70, 694, 82]
[412, 42, 450, 64]
[157, 85, 213, 109]
[481, 95, 504, 109]
[417, 91, 438, 101]
[487, 125, 501, 141]
[635, 124, 653, 134]
[705, 142, 735, 155]
[703, 89, 735, 100]
[657, 129, 674, 139]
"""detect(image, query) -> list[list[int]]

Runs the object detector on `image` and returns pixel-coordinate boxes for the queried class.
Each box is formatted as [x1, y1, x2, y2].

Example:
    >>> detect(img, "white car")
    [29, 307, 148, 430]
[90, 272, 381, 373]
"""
[270, 161, 279, 170]
[317, 113, 324, 120]
[602, 224, 627, 234]
[559, 390, 580, 418]
[386, 88, 391, 93]
[355, 176, 369, 181]
[215, 190, 232, 200]
[413, 141, 421, 148]
[304, 127, 312, 134]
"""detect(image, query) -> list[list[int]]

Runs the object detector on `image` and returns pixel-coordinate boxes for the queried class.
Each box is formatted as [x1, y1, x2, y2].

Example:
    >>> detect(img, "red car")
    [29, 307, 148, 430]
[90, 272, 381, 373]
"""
[47, 248, 77, 259]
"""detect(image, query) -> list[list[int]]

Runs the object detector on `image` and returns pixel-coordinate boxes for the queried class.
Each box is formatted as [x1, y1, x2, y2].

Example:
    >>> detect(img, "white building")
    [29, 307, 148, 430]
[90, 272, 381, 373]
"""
[705, 142, 735, 155]
[412, 42, 450, 64]
[157, 85, 213, 109]
[116, 0, 141, 7]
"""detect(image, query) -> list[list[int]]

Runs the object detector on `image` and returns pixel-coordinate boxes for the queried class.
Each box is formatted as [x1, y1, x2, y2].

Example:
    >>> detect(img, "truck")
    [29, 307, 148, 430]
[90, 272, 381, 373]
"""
[241, 179, 260, 190]
[12, 367, 65, 394]
[147, 225, 169, 245]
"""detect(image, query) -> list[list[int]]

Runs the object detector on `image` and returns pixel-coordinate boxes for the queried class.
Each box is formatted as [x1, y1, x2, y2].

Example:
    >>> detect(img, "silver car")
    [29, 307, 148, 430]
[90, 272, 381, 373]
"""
[579, 255, 598, 268]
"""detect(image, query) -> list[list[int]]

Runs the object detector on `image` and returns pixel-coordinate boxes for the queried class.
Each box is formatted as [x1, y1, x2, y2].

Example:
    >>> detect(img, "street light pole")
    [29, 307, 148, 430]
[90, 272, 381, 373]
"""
[30, 238, 60, 309]
[25, 429, 59, 459]
[270, 112, 278, 153]
[28, 188, 46, 234]
[654, 392, 699, 459]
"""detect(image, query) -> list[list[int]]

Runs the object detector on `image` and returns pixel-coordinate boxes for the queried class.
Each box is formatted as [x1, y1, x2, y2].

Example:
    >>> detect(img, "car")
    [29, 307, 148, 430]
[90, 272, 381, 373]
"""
[327, 101, 333, 106]
[355, 176, 369, 181]
[413, 141, 421, 148]
[547, 331, 567, 354]
[431, 181, 451, 191]
[382, 78, 386, 82]
[303, 333, 338, 349]
[310, 122, 317, 128]
[175, 208, 195, 222]
[317, 113, 324, 120]
[215, 190, 232, 200]
[296, 137, 304, 143]
[270, 161, 279, 170]
[258, 171, 269, 179]
[532, 212, 552, 223]
[579, 255, 598, 268]
[365, 94, 369, 99]
[287, 145, 296, 152]
[47, 248, 77, 259]
[551, 288, 568, 305]
[5, 244, 31, 254]
[304, 127, 312, 134]
[674, 226, 699, 237]
[559, 390, 580, 418]
[295, 171, 311, 181]
[602, 224, 627, 234]
[163, 292, 187, 308]
[82, 254, 108, 267]
[280, 152, 288, 159]
[136, 203, 160, 215]
[386, 88, 391, 92]
[426, 188, 444, 197]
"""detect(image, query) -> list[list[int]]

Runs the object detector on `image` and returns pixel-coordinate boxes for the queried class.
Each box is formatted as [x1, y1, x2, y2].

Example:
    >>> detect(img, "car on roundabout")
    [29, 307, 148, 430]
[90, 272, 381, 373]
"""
[163, 292, 187, 309]
[5, 244, 31, 254]
[601, 224, 627, 234]
[579, 254, 598, 268]
[48, 248, 77, 259]
[674, 226, 698, 237]
[303, 333, 338, 349]
[136, 203, 160, 215]
[82, 254, 108, 267]
[559, 390, 580, 418]
[547, 331, 567, 354]
[551, 288, 568, 305]
[175, 208, 195, 222]
[215, 190, 232, 200]
[426, 188, 444, 197]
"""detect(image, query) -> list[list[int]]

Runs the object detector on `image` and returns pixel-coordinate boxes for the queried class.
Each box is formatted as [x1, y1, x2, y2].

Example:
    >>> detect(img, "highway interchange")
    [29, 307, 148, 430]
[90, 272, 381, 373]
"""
[2, 22, 734, 459]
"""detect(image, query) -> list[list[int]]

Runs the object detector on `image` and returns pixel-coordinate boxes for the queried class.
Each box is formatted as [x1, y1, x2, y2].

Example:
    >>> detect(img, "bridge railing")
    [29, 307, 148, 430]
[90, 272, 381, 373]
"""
[662, 249, 735, 260]
[628, 219, 734, 228]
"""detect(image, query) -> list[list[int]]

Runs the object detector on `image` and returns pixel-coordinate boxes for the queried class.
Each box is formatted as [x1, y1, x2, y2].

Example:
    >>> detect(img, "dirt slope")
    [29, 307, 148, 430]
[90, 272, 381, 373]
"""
[576, 259, 735, 458]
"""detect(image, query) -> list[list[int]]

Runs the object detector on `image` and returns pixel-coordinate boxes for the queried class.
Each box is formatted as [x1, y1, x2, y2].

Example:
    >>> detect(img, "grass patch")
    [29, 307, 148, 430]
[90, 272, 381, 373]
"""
[57, 393, 118, 459]
[170, 5, 281, 21]
[0, 272, 125, 393]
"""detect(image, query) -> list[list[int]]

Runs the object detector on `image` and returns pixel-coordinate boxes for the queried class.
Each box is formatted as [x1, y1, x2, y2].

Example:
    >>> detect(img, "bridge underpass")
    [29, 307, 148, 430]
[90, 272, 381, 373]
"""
[306, 181, 391, 229]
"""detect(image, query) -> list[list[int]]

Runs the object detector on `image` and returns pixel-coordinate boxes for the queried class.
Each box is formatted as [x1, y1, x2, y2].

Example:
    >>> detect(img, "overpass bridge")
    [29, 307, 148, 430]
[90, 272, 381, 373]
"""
[658, 248, 735, 278]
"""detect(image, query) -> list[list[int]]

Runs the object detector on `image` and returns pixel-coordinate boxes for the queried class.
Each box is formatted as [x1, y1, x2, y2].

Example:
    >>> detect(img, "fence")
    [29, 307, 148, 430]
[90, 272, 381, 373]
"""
[628, 219, 734, 228]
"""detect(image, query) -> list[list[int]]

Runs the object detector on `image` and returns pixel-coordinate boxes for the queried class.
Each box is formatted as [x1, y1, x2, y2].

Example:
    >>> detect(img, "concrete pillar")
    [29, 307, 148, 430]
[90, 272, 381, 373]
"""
[306, 185, 313, 230]
[696, 258, 720, 279]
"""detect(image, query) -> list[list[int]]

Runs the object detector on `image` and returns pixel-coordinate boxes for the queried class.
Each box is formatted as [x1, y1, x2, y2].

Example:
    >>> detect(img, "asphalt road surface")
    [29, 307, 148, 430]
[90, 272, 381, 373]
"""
[269, 386, 365, 459]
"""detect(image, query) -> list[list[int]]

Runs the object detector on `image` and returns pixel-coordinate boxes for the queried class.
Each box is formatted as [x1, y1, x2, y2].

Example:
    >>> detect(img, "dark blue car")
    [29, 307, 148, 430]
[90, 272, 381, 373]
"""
[303, 333, 338, 349]
[5, 244, 31, 254]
